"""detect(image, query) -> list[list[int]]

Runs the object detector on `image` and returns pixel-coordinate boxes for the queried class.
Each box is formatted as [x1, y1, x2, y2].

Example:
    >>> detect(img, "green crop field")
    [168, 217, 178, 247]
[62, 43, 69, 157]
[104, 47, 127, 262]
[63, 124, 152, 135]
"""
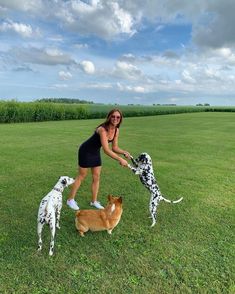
[0, 112, 234, 293]
[1, 100, 235, 123]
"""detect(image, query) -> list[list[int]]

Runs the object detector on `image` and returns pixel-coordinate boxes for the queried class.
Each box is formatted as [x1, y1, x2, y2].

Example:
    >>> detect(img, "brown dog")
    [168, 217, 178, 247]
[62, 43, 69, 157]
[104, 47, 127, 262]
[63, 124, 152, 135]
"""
[75, 195, 123, 236]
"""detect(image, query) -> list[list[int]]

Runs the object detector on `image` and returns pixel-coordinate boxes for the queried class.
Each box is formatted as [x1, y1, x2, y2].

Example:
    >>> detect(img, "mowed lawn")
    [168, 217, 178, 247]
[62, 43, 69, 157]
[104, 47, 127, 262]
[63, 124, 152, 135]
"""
[0, 112, 234, 293]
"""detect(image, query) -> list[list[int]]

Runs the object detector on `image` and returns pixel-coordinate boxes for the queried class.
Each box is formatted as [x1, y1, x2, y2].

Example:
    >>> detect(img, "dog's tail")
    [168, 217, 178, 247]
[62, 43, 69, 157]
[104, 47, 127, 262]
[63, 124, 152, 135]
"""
[161, 196, 183, 204]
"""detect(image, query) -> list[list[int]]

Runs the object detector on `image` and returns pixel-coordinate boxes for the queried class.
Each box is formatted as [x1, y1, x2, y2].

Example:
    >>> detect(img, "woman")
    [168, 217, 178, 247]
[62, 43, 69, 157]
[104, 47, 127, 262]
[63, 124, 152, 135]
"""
[67, 109, 130, 210]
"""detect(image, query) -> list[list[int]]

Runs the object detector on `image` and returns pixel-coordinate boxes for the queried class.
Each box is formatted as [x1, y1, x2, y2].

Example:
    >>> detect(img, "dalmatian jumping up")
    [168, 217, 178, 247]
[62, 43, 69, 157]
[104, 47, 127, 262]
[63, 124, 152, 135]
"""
[37, 176, 74, 256]
[128, 153, 183, 227]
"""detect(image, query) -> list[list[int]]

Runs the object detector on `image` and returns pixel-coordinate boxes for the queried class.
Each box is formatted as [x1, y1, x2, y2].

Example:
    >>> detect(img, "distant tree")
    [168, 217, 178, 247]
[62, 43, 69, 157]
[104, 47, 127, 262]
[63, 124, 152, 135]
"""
[36, 98, 94, 104]
[161, 104, 177, 106]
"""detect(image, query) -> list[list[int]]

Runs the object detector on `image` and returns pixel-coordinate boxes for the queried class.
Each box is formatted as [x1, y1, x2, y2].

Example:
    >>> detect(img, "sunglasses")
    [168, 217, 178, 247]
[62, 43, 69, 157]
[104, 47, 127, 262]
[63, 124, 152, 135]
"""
[111, 115, 121, 119]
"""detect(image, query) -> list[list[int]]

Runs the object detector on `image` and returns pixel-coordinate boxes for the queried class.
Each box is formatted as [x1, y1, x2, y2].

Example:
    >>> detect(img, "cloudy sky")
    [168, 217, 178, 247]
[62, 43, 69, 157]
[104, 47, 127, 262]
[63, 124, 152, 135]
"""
[1, 0, 235, 105]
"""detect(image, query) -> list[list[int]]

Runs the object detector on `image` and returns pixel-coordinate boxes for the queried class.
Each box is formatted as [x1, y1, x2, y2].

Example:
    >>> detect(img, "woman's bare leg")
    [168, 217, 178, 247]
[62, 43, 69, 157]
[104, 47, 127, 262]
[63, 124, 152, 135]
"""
[91, 166, 102, 203]
[68, 167, 88, 200]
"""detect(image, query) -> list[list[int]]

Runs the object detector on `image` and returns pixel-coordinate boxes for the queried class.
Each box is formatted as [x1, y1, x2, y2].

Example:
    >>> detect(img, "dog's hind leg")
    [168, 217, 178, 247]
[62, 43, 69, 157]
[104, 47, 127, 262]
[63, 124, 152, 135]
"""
[49, 217, 56, 256]
[56, 203, 62, 230]
[77, 225, 88, 237]
[37, 222, 44, 251]
[149, 194, 159, 227]
[150, 216, 156, 227]
[150, 206, 157, 227]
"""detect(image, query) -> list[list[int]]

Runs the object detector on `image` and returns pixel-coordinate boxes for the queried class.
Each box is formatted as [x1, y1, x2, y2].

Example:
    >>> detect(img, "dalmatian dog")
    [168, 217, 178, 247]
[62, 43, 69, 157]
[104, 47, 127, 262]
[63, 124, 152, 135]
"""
[37, 176, 75, 256]
[128, 153, 183, 227]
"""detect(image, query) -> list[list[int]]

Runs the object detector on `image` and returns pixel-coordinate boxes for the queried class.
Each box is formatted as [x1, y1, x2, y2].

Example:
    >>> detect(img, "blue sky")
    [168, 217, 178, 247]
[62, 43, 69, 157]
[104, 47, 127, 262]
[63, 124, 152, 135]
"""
[1, 0, 235, 105]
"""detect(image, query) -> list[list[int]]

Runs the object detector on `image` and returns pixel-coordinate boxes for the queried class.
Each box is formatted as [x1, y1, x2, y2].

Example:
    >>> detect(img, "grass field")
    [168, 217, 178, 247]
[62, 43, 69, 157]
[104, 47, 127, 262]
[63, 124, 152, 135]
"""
[0, 112, 234, 293]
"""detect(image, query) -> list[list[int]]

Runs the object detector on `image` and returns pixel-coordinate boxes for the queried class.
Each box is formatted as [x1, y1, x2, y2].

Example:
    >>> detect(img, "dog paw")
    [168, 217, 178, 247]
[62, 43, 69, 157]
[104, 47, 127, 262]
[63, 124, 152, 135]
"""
[79, 231, 85, 237]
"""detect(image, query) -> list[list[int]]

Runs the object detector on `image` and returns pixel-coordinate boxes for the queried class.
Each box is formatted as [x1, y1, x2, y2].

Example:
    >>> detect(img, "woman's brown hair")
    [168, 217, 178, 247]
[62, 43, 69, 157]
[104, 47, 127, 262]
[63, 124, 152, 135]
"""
[97, 108, 123, 130]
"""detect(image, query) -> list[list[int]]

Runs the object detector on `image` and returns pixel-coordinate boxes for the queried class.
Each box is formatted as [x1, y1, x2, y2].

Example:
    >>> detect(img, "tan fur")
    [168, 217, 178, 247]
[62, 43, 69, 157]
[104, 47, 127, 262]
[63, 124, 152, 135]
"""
[75, 195, 123, 236]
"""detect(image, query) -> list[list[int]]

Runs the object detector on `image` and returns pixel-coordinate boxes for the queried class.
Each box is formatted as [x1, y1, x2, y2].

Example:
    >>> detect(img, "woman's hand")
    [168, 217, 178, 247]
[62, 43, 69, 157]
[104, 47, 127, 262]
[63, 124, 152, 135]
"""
[123, 151, 131, 159]
[119, 158, 128, 167]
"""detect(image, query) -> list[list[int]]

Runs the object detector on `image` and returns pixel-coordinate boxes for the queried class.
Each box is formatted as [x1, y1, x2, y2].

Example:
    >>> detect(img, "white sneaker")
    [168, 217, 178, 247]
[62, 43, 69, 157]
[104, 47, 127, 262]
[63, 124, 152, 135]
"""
[90, 201, 104, 209]
[67, 199, 80, 210]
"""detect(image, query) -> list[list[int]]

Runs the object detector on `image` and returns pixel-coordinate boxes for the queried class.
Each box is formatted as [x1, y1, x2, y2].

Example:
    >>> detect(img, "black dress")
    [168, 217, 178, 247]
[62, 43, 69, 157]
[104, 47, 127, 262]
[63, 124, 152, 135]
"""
[78, 129, 116, 168]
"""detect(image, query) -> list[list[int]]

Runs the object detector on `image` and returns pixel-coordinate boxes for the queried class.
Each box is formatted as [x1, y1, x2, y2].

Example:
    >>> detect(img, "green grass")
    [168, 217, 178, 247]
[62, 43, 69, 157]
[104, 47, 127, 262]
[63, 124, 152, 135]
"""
[0, 113, 234, 293]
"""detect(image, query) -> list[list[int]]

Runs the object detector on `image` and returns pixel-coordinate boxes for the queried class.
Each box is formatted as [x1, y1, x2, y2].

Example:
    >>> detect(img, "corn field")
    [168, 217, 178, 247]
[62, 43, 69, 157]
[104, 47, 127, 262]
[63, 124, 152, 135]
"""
[0, 100, 234, 123]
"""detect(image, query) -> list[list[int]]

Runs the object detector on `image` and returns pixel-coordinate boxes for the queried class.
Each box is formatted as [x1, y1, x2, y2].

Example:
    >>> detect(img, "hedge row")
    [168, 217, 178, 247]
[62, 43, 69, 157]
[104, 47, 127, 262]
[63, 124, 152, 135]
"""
[0, 101, 234, 123]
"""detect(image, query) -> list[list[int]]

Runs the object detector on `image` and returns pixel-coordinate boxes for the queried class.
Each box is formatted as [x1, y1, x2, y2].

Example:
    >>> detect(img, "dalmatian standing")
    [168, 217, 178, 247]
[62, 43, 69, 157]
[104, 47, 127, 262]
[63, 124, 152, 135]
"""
[37, 176, 74, 255]
[128, 153, 183, 227]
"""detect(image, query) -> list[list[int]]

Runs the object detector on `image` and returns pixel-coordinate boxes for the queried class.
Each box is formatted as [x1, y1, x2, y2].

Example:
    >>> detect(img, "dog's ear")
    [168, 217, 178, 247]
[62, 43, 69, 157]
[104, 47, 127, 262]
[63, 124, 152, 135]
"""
[61, 178, 67, 186]
[108, 194, 112, 201]
[118, 197, 122, 203]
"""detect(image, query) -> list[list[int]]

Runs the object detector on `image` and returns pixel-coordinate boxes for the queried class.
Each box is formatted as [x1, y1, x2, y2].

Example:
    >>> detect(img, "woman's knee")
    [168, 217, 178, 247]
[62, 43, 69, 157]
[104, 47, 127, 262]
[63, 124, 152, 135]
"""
[76, 170, 87, 182]
[78, 173, 87, 182]
[92, 171, 101, 183]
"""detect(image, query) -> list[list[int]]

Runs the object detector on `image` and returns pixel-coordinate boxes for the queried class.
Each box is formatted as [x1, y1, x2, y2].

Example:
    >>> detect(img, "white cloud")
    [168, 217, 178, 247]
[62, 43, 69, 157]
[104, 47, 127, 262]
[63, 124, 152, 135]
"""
[133, 86, 146, 93]
[8, 47, 75, 65]
[113, 61, 143, 80]
[121, 1, 235, 49]
[215, 47, 232, 58]
[0, 0, 43, 12]
[1, 0, 235, 105]
[181, 70, 196, 84]
[205, 48, 235, 65]
[59, 0, 135, 39]
[45, 48, 64, 57]
[79, 60, 95, 74]
[111, 2, 134, 35]
[71, 0, 99, 14]
[47, 35, 64, 43]
[169, 97, 180, 103]
[2, 0, 235, 48]
[203, 68, 221, 80]
[119, 53, 136, 63]
[52, 83, 68, 89]
[117, 82, 147, 93]
[58, 71, 72, 80]
[80, 82, 112, 89]
[74, 43, 89, 49]
[0, 20, 34, 37]
[121, 0, 207, 23]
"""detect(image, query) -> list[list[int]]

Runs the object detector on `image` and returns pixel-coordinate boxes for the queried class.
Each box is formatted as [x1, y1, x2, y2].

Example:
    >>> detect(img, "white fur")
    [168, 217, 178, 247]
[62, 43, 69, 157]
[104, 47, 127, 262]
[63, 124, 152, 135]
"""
[111, 204, 116, 213]
[37, 176, 74, 256]
[128, 153, 183, 227]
